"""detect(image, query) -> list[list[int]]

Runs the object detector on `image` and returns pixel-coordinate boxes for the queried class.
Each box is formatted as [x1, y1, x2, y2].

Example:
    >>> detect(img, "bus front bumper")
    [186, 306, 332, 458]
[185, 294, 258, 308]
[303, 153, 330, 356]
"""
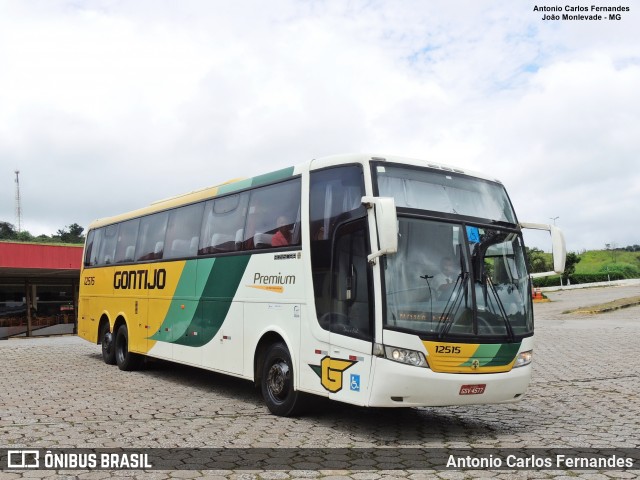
[367, 357, 532, 407]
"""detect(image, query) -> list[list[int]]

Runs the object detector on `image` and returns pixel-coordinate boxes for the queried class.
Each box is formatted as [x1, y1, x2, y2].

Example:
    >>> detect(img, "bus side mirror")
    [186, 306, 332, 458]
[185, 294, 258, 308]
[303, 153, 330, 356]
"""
[520, 222, 567, 278]
[362, 196, 398, 264]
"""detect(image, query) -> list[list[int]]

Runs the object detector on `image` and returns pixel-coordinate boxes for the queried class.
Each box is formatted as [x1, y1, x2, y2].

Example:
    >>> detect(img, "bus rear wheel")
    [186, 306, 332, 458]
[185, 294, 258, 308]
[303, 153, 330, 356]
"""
[115, 324, 142, 371]
[261, 342, 305, 416]
[100, 322, 116, 365]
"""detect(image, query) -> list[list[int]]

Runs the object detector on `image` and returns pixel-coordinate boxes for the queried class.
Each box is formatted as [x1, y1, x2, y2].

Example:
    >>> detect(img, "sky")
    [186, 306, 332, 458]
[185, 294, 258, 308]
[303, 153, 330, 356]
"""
[0, 0, 638, 252]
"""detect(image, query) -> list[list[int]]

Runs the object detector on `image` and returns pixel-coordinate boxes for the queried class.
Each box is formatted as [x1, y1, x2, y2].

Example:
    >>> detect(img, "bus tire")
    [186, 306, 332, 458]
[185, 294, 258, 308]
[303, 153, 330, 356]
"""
[261, 342, 304, 416]
[100, 322, 116, 365]
[115, 324, 142, 371]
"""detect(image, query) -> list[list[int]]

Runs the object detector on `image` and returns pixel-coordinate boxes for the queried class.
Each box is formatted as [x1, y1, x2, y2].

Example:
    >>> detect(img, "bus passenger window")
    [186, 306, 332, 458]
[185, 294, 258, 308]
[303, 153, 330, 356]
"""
[114, 219, 140, 263]
[243, 179, 301, 250]
[165, 202, 204, 259]
[84, 228, 104, 267]
[199, 193, 249, 255]
[97, 224, 118, 265]
[136, 212, 169, 261]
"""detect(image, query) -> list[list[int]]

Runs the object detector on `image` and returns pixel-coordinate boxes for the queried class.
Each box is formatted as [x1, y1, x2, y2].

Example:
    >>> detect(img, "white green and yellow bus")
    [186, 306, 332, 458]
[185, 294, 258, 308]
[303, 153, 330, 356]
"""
[78, 154, 566, 416]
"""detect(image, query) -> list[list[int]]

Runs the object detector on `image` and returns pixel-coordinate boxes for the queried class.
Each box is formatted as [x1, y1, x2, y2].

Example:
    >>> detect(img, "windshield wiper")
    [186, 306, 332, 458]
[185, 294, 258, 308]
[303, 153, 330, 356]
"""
[437, 272, 469, 339]
[482, 274, 515, 342]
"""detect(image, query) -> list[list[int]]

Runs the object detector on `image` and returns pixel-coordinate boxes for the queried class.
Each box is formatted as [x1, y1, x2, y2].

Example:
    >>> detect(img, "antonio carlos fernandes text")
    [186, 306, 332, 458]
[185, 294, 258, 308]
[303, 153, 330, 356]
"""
[447, 454, 634, 469]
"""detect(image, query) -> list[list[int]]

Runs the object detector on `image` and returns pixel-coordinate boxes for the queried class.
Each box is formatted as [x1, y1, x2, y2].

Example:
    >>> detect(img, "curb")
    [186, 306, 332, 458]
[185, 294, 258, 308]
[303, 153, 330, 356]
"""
[563, 297, 640, 315]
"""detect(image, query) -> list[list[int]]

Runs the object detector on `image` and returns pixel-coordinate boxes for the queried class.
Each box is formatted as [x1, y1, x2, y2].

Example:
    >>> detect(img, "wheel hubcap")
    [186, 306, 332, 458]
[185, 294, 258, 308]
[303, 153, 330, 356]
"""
[267, 361, 289, 398]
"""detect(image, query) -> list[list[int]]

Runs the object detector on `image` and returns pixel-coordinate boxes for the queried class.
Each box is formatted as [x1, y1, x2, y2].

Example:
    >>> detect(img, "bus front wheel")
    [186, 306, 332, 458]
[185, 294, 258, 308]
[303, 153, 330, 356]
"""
[100, 322, 116, 365]
[261, 342, 304, 416]
[115, 324, 142, 371]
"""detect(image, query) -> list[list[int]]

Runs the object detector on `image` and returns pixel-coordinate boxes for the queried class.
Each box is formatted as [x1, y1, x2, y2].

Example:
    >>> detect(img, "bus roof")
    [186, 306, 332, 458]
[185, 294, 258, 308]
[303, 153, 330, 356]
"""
[87, 154, 502, 230]
[310, 153, 501, 183]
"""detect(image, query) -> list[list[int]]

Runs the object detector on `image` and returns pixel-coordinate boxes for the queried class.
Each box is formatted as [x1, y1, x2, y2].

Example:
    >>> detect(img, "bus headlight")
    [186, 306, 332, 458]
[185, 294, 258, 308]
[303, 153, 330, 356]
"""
[513, 350, 533, 368]
[384, 346, 429, 368]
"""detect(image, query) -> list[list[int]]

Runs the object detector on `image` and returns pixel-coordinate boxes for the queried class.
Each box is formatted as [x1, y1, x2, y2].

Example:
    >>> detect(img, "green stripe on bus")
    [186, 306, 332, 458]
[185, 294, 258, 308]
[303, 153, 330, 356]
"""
[149, 260, 200, 343]
[459, 342, 521, 367]
[174, 254, 251, 347]
[483, 343, 521, 367]
[458, 344, 497, 367]
[217, 179, 253, 196]
[215, 167, 294, 197]
[250, 167, 295, 187]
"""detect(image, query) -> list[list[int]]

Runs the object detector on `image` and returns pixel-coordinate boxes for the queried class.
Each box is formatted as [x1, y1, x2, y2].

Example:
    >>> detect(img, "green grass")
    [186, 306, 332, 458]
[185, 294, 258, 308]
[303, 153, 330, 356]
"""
[530, 248, 640, 286]
[0, 239, 83, 247]
[574, 250, 640, 275]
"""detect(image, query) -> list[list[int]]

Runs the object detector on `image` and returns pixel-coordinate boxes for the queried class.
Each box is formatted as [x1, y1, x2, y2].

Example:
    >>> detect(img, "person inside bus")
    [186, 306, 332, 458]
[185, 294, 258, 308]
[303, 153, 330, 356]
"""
[272, 215, 292, 246]
[433, 256, 459, 296]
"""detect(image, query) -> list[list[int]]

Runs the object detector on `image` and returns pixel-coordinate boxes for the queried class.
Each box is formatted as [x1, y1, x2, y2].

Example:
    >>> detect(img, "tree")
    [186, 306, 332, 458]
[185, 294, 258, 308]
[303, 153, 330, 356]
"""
[0, 221, 17, 240]
[562, 252, 581, 282]
[1, 220, 86, 243]
[68, 223, 84, 239]
[56, 223, 85, 244]
[0, 221, 34, 241]
[526, 247, 552, 273]
[15, 230, 34, 242]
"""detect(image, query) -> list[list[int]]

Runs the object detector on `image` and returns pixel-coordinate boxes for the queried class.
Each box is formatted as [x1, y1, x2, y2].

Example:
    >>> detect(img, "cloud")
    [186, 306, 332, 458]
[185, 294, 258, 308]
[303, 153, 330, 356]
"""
[0, 1, 638, 251]
[482, 55, 640, 250]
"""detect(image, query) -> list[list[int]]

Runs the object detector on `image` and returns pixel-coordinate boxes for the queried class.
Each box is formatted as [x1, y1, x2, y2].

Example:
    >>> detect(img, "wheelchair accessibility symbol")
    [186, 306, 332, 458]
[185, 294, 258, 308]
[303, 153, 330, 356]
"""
[350, 374, 360, 392]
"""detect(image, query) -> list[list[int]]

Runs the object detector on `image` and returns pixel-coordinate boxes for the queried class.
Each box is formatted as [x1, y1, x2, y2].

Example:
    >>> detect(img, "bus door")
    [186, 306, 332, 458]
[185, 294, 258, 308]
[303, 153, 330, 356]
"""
[326, 218, 374, 406]
[128, 290, 150, 355]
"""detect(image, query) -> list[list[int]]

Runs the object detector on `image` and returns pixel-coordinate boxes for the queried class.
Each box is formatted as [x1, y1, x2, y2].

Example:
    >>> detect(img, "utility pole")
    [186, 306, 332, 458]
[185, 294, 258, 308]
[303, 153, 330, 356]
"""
[15, 170, 22, 232]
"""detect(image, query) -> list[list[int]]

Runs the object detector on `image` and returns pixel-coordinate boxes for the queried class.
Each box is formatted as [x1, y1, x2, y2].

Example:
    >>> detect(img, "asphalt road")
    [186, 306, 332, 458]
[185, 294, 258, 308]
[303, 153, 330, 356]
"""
[1, 284, 639, 479]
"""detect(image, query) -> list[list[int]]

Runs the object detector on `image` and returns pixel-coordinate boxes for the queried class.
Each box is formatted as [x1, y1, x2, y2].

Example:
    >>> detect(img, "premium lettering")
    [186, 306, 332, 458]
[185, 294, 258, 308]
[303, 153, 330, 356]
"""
[253, 272, 296, 285]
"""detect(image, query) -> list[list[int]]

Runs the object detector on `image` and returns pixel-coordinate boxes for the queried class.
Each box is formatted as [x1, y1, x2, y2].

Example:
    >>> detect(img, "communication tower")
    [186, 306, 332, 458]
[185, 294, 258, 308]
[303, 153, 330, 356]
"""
[15, 170, 22, 232]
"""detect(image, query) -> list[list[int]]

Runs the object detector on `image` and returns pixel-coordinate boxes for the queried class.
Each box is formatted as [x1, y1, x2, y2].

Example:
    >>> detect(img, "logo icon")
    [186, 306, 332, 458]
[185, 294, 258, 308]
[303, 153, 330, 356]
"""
[350, 374, 361, 392]
[471, 359, 480, 370]
[308, 356, 357, 393]
[320, 356, 356, 393]
[8, 450, 40, 469]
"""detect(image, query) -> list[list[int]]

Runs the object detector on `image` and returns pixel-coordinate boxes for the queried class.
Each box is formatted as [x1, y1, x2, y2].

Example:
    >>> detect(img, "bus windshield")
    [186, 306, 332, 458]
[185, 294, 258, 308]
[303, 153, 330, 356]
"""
[383, 218, 532, 340]
[375, 164, 531, 341]
[376, 164, 517, 223]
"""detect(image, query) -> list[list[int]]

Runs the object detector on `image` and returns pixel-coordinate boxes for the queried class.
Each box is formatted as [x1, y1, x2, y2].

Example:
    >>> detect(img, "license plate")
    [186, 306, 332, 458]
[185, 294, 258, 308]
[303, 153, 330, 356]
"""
[459, 384, 486, 395]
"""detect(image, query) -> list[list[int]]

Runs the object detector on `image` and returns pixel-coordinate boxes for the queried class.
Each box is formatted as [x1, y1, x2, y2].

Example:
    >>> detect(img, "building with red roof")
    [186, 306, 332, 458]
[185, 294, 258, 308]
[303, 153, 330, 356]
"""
[0, 242, 83, 339]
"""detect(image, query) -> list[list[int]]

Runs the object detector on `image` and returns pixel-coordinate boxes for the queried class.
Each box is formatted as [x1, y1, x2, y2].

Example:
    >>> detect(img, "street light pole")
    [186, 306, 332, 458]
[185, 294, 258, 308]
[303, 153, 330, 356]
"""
[550, 216, 559, 225]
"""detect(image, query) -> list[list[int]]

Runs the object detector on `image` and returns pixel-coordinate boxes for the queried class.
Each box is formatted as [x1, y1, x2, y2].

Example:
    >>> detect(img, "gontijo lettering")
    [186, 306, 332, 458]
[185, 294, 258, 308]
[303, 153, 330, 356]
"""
[114, 269, 166, 290]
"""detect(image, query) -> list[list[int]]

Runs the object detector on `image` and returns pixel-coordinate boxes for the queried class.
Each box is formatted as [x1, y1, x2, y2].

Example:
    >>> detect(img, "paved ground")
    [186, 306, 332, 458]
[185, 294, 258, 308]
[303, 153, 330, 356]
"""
[1, 285, 639, 479]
